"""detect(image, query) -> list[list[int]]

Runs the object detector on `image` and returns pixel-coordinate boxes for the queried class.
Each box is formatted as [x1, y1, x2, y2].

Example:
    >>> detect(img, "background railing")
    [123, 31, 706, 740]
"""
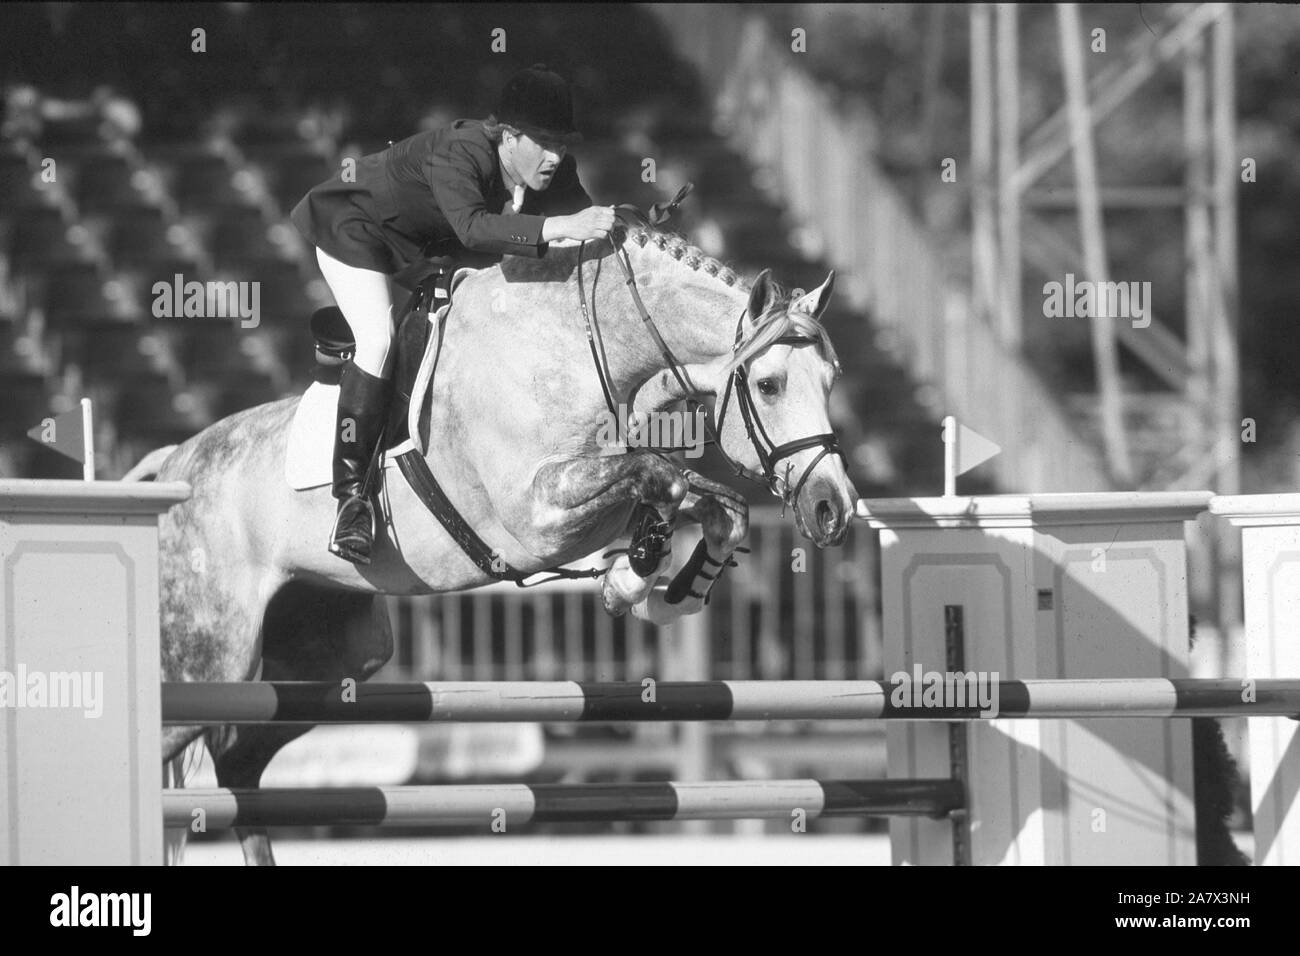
[382, 508, 881, 683]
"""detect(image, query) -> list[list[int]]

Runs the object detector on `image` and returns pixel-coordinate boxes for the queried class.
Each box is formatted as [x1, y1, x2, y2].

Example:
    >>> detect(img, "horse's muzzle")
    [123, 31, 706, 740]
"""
[794, 469, 856, 548]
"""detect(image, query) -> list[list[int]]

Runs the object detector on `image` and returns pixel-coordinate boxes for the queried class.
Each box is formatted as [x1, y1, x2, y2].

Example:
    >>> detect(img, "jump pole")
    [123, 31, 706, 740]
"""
[160, 677, 1300, 724]
[163, 779, 965, 829]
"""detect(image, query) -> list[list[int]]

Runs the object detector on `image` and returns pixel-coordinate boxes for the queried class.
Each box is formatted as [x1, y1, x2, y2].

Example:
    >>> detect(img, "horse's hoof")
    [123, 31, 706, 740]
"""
[628, 521, 672, 577]
[600, 579, 630, 617]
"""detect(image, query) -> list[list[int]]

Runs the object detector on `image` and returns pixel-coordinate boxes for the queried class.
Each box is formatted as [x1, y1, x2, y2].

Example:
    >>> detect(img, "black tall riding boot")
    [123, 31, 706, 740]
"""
[329, 361, 391, 565]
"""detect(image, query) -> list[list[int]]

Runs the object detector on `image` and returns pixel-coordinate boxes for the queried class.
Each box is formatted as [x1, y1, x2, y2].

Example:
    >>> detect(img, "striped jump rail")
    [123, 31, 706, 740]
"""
[162, 778, 964, 828]
[161, 678, 1300, 724]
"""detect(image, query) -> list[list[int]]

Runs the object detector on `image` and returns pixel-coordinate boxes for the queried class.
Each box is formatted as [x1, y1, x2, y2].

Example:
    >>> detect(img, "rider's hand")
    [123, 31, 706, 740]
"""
[545, 205, 616, 243]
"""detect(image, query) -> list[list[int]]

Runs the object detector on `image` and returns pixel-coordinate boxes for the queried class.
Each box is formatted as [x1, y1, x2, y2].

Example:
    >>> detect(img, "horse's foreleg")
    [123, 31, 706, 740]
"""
[529, 452, 687, 616]
[206, 722, 314, 866]
[631, 470, 749, 624]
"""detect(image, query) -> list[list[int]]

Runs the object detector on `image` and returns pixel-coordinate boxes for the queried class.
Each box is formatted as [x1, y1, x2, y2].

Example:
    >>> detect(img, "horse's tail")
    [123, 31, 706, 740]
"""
[162, 737, 210, 865]
[122, 445, 178, 482]
[162, 752, 189, 865]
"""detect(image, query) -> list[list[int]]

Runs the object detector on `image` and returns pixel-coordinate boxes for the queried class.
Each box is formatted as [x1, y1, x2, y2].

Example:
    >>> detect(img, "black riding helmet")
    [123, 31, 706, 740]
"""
[495, 63, 583, 146]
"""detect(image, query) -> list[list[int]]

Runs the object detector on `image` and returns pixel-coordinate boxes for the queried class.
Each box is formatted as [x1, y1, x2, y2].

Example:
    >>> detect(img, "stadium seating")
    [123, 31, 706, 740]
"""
[0, 148, 47, 211]
[75, 329, 174, 397]
[156, 145, 259, 214]
[94, 205, 198, 272]
[37, 262, 122, 332]
[5, 206, 88, 275]
[0, 318, 43, 375]
[66, 146, 144, 213]
[0, 2, 888, 484]
[243, 142, 335, 217]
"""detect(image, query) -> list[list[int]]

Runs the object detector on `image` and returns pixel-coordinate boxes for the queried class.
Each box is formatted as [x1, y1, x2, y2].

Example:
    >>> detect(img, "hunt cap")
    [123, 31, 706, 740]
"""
[496, 63, 582, 145]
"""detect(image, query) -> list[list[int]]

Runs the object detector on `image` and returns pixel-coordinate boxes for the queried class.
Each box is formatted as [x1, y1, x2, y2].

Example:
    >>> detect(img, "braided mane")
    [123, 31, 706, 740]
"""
[620, 221, 839, 377]
[623, 221, 741, 286]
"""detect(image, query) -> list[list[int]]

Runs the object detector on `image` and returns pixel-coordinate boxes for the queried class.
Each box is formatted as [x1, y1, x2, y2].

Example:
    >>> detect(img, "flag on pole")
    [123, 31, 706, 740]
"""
[942, 415, 1000, 496]
[26, 398, 95, 480]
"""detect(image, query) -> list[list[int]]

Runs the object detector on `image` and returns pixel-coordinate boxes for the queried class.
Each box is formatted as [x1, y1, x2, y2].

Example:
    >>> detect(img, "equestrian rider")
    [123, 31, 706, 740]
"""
[291, 64, 616, 565]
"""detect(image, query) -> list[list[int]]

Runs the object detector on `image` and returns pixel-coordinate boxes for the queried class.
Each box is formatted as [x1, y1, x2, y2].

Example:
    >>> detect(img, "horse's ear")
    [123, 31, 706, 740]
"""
[790, 270, 836, 320]
[747, 268, 778, 319]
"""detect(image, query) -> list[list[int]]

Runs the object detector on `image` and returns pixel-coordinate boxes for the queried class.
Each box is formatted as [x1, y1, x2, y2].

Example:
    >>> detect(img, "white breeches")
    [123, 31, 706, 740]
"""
[315, 247, 394, 377]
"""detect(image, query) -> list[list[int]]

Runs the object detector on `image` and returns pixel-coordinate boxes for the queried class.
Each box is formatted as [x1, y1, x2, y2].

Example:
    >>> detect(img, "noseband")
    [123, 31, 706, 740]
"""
[576, 195, 844, 513]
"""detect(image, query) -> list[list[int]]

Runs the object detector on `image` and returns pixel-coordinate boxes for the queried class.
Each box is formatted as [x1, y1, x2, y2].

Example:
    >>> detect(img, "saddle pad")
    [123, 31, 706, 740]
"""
[285, 382, 411, 491]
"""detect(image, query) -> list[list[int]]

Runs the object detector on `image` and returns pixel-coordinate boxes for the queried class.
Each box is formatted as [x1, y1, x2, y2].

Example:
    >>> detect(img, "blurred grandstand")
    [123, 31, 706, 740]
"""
[0, 2, 941, 492]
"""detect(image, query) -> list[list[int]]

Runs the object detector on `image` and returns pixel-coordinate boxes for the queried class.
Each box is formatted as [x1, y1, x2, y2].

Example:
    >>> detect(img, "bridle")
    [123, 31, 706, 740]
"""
[575, 188, 844, 514]
[713, 312, 844, 509]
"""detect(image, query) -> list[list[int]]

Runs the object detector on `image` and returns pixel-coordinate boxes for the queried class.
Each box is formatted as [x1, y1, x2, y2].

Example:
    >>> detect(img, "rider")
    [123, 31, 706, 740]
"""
[291, 64, 616, 565]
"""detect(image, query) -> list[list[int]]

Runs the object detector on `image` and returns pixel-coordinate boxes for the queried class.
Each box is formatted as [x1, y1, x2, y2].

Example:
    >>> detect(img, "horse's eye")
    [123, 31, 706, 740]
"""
[757, 378, 779, 396]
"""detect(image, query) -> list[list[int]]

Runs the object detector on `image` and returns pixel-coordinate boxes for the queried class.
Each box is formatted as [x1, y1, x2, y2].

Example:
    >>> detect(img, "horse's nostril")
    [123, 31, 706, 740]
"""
[816, 499, 834, 535]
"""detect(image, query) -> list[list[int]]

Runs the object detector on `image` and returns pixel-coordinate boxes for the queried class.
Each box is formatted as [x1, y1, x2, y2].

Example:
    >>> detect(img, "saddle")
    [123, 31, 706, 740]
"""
[308, 260, 460, 449]
[285, 262, 466, 490]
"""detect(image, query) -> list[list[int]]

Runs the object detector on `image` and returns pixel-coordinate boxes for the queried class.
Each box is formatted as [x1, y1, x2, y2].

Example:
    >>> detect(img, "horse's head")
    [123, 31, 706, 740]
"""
[714, 269, 857, 547]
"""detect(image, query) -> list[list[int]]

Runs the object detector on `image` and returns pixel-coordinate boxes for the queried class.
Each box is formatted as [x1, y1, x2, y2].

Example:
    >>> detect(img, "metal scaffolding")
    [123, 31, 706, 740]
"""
[969, 2, 1241, 634]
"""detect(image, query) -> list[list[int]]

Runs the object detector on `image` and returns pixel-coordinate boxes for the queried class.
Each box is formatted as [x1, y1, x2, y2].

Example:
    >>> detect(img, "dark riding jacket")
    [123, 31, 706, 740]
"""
[291, 119, 593, 275]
